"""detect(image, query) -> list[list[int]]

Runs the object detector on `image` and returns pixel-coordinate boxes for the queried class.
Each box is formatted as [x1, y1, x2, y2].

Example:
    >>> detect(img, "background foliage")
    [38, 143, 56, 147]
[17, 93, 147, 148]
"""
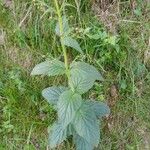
[0, 0, 150, 149]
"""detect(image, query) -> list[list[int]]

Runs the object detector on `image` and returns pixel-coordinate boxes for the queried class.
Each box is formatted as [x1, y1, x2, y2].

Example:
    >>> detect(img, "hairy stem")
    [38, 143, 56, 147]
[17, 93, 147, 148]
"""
[53, 1, 69, 74]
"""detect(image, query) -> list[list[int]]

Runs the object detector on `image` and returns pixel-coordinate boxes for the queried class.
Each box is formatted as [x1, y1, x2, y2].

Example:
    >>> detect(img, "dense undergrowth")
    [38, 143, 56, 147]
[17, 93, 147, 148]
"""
[0, 0, 150, 149]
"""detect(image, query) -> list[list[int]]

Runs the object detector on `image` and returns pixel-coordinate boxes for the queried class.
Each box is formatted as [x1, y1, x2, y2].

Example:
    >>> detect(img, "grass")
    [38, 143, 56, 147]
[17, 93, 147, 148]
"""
[0, 0, 150, 149]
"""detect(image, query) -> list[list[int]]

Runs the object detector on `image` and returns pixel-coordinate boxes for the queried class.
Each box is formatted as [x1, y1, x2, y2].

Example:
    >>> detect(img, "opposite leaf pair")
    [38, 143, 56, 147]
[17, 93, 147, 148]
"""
[31, 60, 103, 94]
[31, 60, 110, 150]
[43, 87, 110, 149]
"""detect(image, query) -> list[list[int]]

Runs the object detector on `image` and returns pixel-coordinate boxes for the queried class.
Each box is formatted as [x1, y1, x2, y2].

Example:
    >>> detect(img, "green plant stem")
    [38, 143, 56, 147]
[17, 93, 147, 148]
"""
[53, 0, 70, 79]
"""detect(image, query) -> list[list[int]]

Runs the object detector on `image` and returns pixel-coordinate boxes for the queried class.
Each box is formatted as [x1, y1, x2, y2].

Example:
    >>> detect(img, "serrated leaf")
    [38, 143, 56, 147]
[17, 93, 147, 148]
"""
[69, 69, 95, 94]
[57, 90, 82, 128]
[42, 86, 67, 105]
[73, 102, 100, 147]
[63, 36, 83, 54]
[69, 62, 103, 94]
[85, 100, 110, 118]
[31, 60, 65, 76]
[71, 62, 103, 80]
[49, 122, 67, 148]
[74, 134, 94, 150]
[55, 16, 70, 36]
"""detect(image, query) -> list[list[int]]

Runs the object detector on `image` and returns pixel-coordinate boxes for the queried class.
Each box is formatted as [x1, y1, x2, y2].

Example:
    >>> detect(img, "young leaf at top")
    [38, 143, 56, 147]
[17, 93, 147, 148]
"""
[49, 122, 67, 148]
[42, 86, 67, 105]
[31, 60, 65, 76]
[73, 101, 100, 147]
[74, 134, 94, 150]
[63, 36, 83, 54]
[69, 62, 103, 94]
[86, 100, 110, 118]
[57, 90, 82, 128]
[55, 16, 70, 36]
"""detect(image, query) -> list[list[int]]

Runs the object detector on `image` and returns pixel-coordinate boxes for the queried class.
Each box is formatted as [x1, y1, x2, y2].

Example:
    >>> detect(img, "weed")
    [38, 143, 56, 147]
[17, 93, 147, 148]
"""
[0, 0, 150, 149]
[31, 1, 110, 149]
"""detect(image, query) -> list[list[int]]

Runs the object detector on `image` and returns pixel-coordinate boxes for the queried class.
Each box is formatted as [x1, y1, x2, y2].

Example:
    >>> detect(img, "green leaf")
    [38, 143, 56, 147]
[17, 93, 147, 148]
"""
[69, 70, 95, 94]
[42, 86, 67, 105]
[63, 36, 83, 54]
[134, 8, 142, 16]
[87, 34, 101, 40]
[106, 36, 117, 46]
[57, 90, 82, 128]
[85, 100, 110, 118]
[55, 16, 70, 36]
[31, 60, 65, 76]
[49, 122, 67, 148]
[73, 102, 100, 147]
[74, 134, 94, 150]
[71, 62, 103, 80]
[24, 144, 35, 150]
[69, 62, 103, 93]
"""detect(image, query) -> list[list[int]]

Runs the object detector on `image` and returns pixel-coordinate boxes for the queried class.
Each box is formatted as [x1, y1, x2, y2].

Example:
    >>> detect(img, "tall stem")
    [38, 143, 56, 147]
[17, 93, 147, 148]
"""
[53, 0, 70, 79]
